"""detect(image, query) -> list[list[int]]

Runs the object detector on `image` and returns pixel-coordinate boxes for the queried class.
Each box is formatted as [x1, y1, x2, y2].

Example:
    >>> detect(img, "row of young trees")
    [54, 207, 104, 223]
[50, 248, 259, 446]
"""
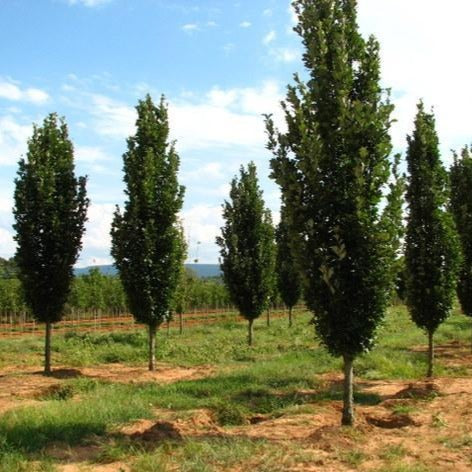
[0, 268, 235, 320]
[216, 0, 471, 427]
[10, 97, 300, 373]
[8, 0, 472, 427]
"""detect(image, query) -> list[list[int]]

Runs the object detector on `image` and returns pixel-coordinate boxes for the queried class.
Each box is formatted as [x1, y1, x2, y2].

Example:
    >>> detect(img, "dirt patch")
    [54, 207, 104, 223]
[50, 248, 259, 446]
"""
[365, 413, 419, 429]
[393, 381, 441, 400]
[0, 363, 213, 414]
[129, 421, 182, 443]
[79, 363, 212, 384]
[121, 408, 223, 440]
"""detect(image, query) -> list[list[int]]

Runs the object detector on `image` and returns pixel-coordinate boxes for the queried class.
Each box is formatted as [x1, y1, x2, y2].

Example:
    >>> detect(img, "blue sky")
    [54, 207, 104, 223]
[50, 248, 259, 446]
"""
[0, 0, 471, 266]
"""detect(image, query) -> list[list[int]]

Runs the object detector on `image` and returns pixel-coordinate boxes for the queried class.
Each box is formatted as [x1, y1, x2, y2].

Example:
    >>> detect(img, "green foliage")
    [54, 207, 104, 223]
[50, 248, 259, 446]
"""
[405, 103, 460, 334]
[0, 279, 26, 315]
[450, 145, 472, 318]
[13, 113, 88, 325]
[265, 0, 399, 359]
[68, 268, 127, 314]
[111, 95, 185, 329]
[216, 163, 276, 327]
[0, 258, 18, 279]
[275, 205, 302, 313]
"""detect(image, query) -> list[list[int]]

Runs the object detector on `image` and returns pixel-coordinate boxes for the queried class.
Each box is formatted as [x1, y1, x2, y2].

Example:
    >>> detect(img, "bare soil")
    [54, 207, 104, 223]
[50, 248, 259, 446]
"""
[0, 362, 212, 414]
[1, 345, 472, 471]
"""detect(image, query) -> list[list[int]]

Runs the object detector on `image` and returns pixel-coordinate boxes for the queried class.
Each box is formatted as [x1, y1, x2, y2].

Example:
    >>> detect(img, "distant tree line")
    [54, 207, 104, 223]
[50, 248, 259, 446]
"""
[0, 267, 239, 320]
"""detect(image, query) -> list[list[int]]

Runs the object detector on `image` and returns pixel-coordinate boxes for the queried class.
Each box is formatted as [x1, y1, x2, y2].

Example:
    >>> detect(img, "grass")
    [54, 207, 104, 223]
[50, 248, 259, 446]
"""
[1, 306, 470, 377]
[129, 437, 317, 472]
[0, 305, 470, 471]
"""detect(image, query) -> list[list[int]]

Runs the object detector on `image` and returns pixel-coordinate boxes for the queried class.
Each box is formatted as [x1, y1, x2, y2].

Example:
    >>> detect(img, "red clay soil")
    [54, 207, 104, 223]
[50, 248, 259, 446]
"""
[2, 343, 472, 471]
[0, 363, 212, 415]
[43, 375, 472, 472]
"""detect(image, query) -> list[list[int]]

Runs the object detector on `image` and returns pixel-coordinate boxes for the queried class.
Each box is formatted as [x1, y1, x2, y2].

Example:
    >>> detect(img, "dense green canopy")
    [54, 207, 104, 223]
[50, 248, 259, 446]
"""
[111, 95, 186, 370]
[405, 103, 460, 377]
[265, 0, 402, 425]
[13, 113, 88, 373]
[216, 162, 276, 345]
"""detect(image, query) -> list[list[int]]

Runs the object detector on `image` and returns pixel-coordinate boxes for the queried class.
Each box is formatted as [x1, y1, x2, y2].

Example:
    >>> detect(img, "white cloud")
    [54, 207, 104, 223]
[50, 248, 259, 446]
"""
[182, 23, 198, 32]
[0, 116, 31, 166]
[263, 8, 272, 17]
[83, 202, 115, 252]
[0, 79, 49, 104]
[181, 162, 225, 183]
[169, 81, 284, 153]
[181, 204, 223, 263]
[357, 0, 472, 160]
[0, 227, 15, 258]
[89, 94, 136, 139]
[206, 88, 238, 108]
[85, 82, 283, 151]
[207, 21, 217, 27]
[75, 146, 112, 163]
[269, 47, 299, 63]
[263, 30, 276, 45]
[240, 21, 251, 28]
[288, 1, 297, 24]
[0, 189, 15, 258]
[67, 0, 111, 7]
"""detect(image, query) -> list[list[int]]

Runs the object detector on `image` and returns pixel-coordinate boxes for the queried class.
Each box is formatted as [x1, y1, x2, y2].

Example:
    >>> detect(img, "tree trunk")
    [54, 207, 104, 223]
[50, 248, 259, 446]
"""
[266, 308, 270, 327]
[179, 311, 183, 335]
[341, 355, 354, 426]
[166, 319, 170, 336]
[148, 324, 157, 371]
[288, 306, 293, 328]
[44, 321, 52, 376]
[248, 319, 254, 346]
[427, 330, 434, 378]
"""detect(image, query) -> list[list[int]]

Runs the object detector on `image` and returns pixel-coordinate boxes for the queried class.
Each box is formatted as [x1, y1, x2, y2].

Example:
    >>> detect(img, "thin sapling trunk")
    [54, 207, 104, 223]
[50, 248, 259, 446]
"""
[248, 318, 254, 346]
[427, 330, 434, 378]
[148, 324, 157, 371]
[44, 321, 52, 376]
[342, 355, 354, 426]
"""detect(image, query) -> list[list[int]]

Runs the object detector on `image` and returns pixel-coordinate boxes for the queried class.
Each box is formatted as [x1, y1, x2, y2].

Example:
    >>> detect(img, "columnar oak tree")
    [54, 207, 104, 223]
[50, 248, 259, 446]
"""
[13, 113, 88, 375]
[276, 204, 302, 327]
[450, 146, 472, 343]
[265, 0, 402, 425]
[405, 103, 460, 378]
[216, 162, 276, 346]
[111, 95, 185, 371]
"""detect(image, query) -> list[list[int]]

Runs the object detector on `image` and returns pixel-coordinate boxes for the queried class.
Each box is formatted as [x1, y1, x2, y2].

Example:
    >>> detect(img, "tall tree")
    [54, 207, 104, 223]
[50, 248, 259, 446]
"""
[450, 146, 472, 345]
[265, 0, 402, 425]
[216, 162, 276, 346]
[111, 95, 185, 371]
[13, 113, 88, 375]
[276, 204, 302, 327]
[405, 103, 460, 377]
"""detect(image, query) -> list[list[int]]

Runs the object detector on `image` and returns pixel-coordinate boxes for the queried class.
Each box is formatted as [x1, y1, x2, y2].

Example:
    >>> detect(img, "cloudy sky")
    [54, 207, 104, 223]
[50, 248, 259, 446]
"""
[0, 0, 471, 266]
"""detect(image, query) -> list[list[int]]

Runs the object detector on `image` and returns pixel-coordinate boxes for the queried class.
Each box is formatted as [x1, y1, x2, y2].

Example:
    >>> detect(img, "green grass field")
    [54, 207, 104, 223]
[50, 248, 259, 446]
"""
[0, 305, 471, 471]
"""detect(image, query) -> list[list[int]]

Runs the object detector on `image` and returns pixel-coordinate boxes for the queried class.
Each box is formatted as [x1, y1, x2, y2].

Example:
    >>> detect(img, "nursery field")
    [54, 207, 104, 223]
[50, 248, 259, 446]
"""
[0, 306, 472, 472]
